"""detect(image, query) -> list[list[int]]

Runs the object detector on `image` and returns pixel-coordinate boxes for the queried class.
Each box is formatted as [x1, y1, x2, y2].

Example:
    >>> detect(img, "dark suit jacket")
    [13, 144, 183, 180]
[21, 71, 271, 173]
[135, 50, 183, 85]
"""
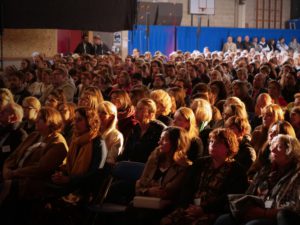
[93, 43, 110, 55]
[0, 123, 28, 170]
[74, 42, 93, 54]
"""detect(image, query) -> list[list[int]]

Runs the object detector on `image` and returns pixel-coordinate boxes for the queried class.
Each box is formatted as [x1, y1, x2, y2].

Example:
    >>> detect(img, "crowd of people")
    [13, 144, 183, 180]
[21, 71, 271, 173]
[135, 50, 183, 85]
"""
[0, 34, 299, 225]
[222, 35, 300, 54]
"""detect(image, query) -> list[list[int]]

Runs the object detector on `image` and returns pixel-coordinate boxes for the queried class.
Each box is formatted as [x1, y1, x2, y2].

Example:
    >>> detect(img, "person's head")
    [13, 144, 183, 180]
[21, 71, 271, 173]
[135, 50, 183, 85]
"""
[0, 103, 23, 125]
[82, 34, 89, 43]
[281, 72, 297, 88]
[130, 87, 150, 107]
[222, 103, 248, 121]
[20, 58, 31, 71]
[35, 107, 63, 136]
[270, 134, 300, 167]
[78, 92, 99, 110]
[209, 81, 227, 105]
[210, 70, 222, 82]
[57, 102, 76, 124]
[97, 101, 118, 133]
[261, 104, 284, 128]
[236, 67, 248, 81]
[190, 98, 212, 125]
[255, 93, 273, 116]
[135, 98, 156, 125]
[290, 106, 300, 129]
[80, 71, 93, 87]
[232, 80, 249, 99]
[260, 37, 266, 43]
[253, 73, 266, 89]
[41, 68, 53, 85]
[294, 93, 300, 107]
[110, 89, 132, 111]
[223, 96, 246, 111]
[267, 120, 296, 145]
[93, 35, 102, 45]
[74, 107, 100, 136]
[225, 116, 251, 140]
[244, 35, 250, 42]
[173, 107, 198, 139]
[150, 89, 172, 117]
[168, 87, 186, 109]
[0, 88, 14, 112]
[191, 83, 211, 101]
[52, 66, 68, 87]
[131, 73, 143, 87]
[8, 71, 25, 93]
[152, 74, 166, 89]
[45, 89, 66, 109]
[22, 96, 41, 122]
[209, 128, 239, 161]
[227, 36, 233, 43]
[117, 71, 131, 87]
[82, 86, 104, 105]
[158, 126, 191, 163]
[268, 80, 281, 99]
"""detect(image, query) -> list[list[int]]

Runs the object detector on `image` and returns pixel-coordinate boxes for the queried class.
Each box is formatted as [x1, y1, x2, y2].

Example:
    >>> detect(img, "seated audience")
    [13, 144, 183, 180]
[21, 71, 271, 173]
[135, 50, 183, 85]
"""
[161, 128, 248, 225]
[215, 134, 300, 225]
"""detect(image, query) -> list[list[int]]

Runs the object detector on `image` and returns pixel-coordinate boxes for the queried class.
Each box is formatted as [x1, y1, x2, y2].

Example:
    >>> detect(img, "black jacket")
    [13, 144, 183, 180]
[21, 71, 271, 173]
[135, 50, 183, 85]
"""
[119, 120, 166, 163]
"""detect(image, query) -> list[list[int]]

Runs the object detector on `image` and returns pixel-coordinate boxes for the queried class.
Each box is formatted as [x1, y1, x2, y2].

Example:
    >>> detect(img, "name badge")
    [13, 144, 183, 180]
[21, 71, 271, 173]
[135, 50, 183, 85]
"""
[265, 200, 274, 208]
[2, 145, 11, 153]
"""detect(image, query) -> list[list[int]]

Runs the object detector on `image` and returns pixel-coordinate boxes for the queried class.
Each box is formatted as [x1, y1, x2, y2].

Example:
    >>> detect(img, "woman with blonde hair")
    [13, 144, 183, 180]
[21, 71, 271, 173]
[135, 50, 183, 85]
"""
[98, 101, 124, 165]
[78, 91, 99, 110]
[173, 107, 203, 162]
[191, 98, 213, 155]
[251, 104, 284, 153]
[120, 98, 166, 163]
[150, 89, 173, 126]
[0, 88, 15, 111]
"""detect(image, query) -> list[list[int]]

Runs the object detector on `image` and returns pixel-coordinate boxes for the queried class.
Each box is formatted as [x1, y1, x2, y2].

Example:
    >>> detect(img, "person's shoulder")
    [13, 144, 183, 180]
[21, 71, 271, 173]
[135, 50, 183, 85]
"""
[150, 119, 167, 129]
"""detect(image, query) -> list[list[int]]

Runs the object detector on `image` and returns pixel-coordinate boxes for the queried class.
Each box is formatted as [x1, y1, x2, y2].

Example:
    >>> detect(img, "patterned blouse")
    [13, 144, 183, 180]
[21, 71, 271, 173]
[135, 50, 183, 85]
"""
[247, 163, 300, 213]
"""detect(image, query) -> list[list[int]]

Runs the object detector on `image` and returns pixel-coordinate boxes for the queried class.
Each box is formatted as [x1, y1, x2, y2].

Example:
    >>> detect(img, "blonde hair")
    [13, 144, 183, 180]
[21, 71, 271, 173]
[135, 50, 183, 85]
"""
[137, 98, 157, 118]
[5, 103, 24, 122]
[223, 103, 248, 120]
[175, 107, 199, 139]
[163, 126, 192, 166]
[262, 104, 284, 121]
[0, 88, 14, 109]
[78, 92, 99, 110]
[190, 98, 212, 123]
[150, 89, 172, 116]
[22, 96, 41, 111]
[98, 101, 118, 136]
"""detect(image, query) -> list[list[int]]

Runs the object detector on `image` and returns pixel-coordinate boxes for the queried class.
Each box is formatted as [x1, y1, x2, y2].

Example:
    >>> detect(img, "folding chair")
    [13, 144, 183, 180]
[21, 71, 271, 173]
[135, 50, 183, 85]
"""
[86, 161, 145, 225]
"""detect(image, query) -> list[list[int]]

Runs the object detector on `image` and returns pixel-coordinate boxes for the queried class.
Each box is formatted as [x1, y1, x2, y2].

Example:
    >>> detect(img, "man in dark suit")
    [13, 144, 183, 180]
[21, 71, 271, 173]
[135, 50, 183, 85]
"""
[74, 34, 93, 54]
[92, 35, 110, 55]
